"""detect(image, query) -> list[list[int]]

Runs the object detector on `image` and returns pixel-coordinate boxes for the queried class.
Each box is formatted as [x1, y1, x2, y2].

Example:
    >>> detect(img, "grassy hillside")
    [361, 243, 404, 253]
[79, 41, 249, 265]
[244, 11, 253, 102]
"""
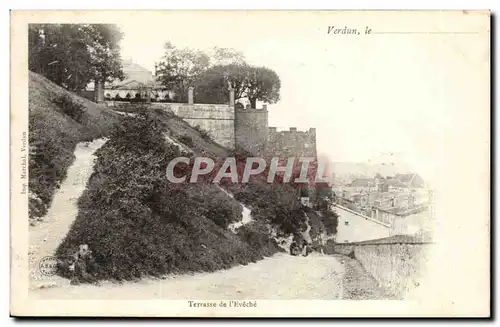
[28, 71, 121, 219]
[55, 113, 279, 280]
[33, 90, 337, 280]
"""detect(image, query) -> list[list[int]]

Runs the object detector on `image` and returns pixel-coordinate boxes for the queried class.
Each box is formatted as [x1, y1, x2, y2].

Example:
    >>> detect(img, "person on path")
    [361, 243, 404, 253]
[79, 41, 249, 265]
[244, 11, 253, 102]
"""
[70, 244, 99, 285]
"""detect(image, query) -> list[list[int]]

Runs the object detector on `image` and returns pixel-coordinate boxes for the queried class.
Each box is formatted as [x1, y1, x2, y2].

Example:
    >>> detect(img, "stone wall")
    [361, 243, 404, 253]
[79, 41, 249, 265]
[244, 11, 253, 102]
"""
[329, 241, 433, 298]
[234, 105, 269, 155]
[267, 127, 317, 158]
[100, 84, 319, 156]
[152, 103, 235, 149]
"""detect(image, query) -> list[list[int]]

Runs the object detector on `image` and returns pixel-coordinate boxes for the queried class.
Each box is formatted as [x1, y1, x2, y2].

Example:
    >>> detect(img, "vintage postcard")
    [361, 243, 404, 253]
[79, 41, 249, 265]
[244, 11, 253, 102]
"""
[10, 10, 490, 317]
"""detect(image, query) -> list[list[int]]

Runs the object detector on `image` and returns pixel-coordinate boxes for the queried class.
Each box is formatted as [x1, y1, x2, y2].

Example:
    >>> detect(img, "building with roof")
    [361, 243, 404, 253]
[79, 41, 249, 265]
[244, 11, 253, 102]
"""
[82, 59, 174, 102]
[394, 173, 425, 188]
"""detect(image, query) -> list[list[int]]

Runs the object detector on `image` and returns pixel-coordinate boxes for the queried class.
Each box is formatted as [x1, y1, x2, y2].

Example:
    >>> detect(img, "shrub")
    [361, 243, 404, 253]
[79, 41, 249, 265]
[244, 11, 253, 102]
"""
[51, 94, 87, 123]
[233, 182, 306, 235]
[192, 125, 212, 141]
[197, 186, 242, 228]
[320, 210, 339, 235]
[237, 221, 280, 258]
[178, 135, 194, 148]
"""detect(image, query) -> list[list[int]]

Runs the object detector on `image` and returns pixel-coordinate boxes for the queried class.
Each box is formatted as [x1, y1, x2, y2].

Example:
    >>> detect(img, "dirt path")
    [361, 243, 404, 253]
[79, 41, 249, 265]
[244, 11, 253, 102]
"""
[31, 252, 345, 300]
[28, 138, 107, 289]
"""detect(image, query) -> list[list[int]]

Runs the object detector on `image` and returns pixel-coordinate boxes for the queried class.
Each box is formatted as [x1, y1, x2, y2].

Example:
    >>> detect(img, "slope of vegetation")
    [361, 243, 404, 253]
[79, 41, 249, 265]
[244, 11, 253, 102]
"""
[149, 108, 338, 246]
[55, 112, 279, 280]
[28, 71, 121, 219]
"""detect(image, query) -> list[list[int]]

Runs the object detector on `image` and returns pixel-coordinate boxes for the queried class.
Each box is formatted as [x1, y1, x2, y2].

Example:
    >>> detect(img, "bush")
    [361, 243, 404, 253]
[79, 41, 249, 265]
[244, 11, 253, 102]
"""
[232, 182, 306, 235]
[178, 135, 194, 148]
[51, 94, 87, 123]
[200, 189, 242, 228]
[192, 125, 212, 141]
[237, 221, 280, 258]
[320, 210, 339, 235]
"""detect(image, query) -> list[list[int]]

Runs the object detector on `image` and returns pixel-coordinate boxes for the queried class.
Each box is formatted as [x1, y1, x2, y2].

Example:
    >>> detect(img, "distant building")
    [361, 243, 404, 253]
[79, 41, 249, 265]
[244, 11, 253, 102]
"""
[344, 178, 378, 194]
[394, 173, 425, 188]
[82, 59, 173, 102]
[380, 178, 408, 193]
[334, 204, 391, 243]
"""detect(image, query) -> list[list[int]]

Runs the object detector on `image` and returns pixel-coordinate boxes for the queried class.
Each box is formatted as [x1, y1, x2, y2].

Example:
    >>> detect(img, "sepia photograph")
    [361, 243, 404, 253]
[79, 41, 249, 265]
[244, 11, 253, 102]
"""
[10, 10, 490, 317]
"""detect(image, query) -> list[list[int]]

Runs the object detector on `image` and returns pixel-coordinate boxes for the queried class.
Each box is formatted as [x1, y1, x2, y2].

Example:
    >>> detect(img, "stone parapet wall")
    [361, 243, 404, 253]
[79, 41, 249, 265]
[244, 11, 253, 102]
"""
[153, 103, 235, 148]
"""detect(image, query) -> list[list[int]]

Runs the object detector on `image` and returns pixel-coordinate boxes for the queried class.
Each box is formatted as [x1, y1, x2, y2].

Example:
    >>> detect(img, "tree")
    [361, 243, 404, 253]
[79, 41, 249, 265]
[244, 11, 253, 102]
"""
[195, 64, 281, 108]
[86, 24, 125, 84]
[210, 47, 246, 66]
[157, 43, 280, 107]
[194, 64, 247, 104]
[244, 65, 281, 108]
[28, 24, 124, 92]
[156, 42, 210, 102]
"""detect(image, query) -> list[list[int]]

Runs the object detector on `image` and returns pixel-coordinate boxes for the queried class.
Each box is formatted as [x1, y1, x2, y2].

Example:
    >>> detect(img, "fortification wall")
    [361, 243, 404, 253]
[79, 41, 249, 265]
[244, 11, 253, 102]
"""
[268, 127, 317, 158]
[234, 105, 269, 155]
[152, 103, 235, 149]
[329, 242, 433, 298]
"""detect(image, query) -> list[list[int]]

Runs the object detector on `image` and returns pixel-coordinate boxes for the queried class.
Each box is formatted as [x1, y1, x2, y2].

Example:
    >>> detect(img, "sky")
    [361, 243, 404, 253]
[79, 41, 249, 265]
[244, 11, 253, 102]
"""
[117, 11, 488, 184]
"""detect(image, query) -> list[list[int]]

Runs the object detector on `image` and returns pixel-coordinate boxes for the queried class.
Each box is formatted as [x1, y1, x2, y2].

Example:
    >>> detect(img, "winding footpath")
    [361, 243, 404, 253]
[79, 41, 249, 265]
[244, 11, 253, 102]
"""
[29, 138, 108, 290]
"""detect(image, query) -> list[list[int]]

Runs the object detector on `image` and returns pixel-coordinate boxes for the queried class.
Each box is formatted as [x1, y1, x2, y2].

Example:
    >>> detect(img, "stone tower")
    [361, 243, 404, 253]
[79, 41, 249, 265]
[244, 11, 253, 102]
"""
[234, 104, 269, 155]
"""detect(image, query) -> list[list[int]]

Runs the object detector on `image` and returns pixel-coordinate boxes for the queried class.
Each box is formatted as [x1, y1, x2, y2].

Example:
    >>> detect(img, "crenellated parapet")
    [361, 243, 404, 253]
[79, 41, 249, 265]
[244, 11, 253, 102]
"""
[267, 127, 317, 158]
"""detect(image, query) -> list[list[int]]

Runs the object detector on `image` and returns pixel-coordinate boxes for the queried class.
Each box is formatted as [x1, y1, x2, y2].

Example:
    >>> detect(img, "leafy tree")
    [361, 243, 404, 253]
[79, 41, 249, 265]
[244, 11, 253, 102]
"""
[156, 42, 210, 102]
[86, 24, 125, 84]
[157, 43, 280, 107]
[210, 47, 246, 66]
[195, 64, 281, 108]
[244, 65, 281, 108]
[28, 24, 124, 91]
[193, 64, 246, 104]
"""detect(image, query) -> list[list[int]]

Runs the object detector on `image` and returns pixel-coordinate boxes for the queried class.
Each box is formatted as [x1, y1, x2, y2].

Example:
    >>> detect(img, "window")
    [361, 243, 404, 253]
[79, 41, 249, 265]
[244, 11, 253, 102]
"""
[344, 221, 349, 226]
